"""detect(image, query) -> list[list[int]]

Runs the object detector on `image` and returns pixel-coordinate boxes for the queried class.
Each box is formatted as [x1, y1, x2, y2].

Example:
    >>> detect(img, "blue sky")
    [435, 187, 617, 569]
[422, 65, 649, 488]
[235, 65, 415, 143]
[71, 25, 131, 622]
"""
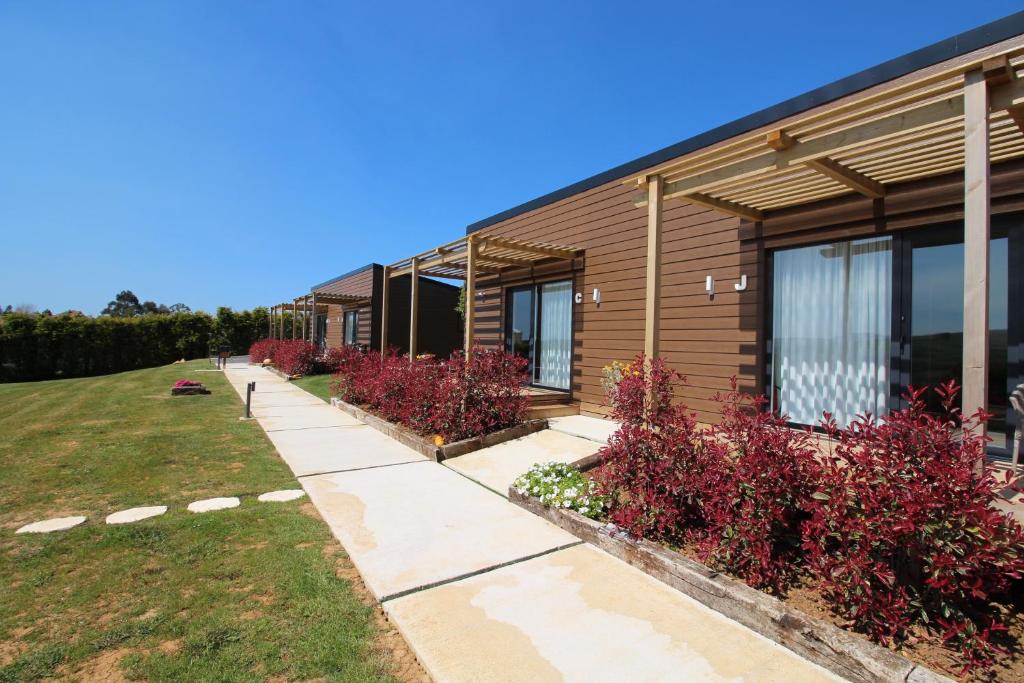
[0, 2, 1019, 314]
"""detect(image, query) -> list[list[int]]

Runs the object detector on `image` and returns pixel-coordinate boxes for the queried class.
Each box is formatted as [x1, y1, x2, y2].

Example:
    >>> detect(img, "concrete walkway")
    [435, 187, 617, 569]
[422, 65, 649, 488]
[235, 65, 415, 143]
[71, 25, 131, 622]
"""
[222, 359, 841, 682]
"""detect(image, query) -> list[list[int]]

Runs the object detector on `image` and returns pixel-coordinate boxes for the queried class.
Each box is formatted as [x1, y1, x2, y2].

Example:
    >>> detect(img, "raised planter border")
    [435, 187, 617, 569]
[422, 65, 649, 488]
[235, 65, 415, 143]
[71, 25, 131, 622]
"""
[331, 397, 547, 462]
[257, 364, 302, 381]
[508, 488, 953, 683]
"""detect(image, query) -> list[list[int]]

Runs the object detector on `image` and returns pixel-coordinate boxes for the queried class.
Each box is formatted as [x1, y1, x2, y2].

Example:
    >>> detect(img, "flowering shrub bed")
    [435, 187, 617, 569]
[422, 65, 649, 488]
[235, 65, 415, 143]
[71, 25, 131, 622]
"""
[172, 379, 202, 388]
[804, 381, 1024, 672]
[513, 462, 607, 519]
[247, 339, 280, 365]
[329, 346, 529, 443]
[698, 379, 823, 593]
[248, 340, 359, 376]
[587, 353, 1024, 675]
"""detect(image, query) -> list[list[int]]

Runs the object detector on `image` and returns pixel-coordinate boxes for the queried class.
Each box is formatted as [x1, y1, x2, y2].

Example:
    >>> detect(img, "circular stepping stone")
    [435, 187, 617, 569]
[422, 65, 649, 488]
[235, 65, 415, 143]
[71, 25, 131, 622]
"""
[187, 497, 240, 513]
[16, 516, 87, 534]
[105, 506, 168, 525]
[257, 489, 305, 503]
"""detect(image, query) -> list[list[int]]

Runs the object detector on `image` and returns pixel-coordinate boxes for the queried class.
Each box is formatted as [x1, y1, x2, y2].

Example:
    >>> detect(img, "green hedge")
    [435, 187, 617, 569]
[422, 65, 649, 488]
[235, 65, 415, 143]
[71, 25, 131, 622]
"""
[0, 307, 278, 382]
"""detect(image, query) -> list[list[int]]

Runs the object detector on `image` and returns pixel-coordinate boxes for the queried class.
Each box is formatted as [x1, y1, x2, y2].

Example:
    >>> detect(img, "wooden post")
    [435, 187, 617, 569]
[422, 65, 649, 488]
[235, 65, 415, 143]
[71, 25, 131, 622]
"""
[291, 301, 297, 339]
[302, 295, 308, 340]
[962, 68, 990, 436]
[464, 238, 477, 356]
[409, 258, 420, 361]
[268, 306, 274, 339]
[380, 266, 391, 354]
[310, 291, 317, 348]
[278, 303, 284, 340]
[644, 175, 663, 361]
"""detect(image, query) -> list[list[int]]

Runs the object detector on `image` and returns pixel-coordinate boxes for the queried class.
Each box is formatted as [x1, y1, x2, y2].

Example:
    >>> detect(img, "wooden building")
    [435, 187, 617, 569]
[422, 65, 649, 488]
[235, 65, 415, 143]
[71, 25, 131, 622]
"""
[273, 264, 462, 358]
[387, 13, 1024, 452]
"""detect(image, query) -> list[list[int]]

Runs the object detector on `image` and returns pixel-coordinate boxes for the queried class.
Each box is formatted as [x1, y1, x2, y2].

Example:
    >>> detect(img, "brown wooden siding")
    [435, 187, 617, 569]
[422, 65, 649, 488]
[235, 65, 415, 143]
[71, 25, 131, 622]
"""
[470, 178, 752, 419]
[470, 156, 1024, 423]
[325, 304, 343, 349]
[315, 265, 461, 356]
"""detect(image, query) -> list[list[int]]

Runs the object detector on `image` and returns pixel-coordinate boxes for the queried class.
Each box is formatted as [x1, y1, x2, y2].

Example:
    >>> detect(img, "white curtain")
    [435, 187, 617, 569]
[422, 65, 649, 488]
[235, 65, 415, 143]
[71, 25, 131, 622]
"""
[537, 281, 572, 390]
[771, 236, 891, 426]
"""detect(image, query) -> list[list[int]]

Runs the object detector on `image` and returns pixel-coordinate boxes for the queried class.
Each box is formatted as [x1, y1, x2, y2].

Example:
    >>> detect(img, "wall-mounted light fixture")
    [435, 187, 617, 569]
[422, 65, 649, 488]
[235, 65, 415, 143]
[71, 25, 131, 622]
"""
[592, 288, 601, 305]
[705, 276, 715, 298]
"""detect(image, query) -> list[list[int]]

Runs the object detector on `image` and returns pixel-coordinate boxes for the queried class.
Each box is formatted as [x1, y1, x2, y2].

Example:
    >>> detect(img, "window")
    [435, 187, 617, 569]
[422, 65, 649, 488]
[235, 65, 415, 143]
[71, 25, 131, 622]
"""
[769, 236, 892, 426]
[768, 215, 1023, 450]
[344, 310, 358, 346]
[504, 280, 573, 390]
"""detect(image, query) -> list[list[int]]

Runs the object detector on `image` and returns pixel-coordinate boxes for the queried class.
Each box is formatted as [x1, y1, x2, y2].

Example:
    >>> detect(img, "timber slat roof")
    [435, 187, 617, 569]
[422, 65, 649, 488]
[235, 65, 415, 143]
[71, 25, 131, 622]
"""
[629, 50, 1024, 219]
[388, 235, 580, 280]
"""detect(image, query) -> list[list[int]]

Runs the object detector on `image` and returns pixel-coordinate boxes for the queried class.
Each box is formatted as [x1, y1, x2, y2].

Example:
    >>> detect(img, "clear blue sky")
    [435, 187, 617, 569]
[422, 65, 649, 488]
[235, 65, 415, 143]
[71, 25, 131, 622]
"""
[1, 2, 1019, 314]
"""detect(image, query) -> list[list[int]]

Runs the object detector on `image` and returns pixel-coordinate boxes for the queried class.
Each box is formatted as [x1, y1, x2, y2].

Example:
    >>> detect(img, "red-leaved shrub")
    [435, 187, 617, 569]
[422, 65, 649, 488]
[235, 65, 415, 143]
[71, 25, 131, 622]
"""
[698, 379, 823, 593]
[271, 340, 318, 375]
[803, 381, 1024, 672]
[316, 345, 361, 375]
[247, 339, 280, 365]
[429, 348, 530, 442]
[329, 346, 529, 442]
[595, 355, 721, 542]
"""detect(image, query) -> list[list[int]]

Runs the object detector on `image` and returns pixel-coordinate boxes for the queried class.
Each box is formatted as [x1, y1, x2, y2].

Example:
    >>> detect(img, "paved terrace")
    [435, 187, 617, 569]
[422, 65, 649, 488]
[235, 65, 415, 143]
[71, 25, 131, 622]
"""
[223, 358, 840, 682]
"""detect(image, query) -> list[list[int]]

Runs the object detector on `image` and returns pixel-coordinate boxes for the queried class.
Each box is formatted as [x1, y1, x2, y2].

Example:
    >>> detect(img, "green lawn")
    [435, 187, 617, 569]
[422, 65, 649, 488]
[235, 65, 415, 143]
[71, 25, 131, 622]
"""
[291, 373, 333, 403]
[0, 362, 402, 682]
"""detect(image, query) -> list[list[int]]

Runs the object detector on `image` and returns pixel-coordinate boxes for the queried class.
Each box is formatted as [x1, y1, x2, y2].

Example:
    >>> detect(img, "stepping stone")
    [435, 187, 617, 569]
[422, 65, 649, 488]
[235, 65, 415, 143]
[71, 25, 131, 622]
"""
[187, 497, 240, 513]
[105, 506, 168, 525]
[16, 516, 87, 534]
[257, 489, 306, 503]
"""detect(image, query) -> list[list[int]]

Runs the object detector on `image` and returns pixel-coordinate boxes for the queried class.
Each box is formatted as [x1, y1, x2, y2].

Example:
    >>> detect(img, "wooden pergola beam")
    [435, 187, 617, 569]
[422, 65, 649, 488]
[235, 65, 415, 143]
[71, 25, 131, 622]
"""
[684, 192, 764, 221]
[766, 129, 795, 151]
[475, 252, 534, 269]
[482, 235, 577, 261]
[803, 157, 886, 198]
[392, 258, 500, 279]
[659, 77, 1024, 201]
[983, 55, 1015, 87]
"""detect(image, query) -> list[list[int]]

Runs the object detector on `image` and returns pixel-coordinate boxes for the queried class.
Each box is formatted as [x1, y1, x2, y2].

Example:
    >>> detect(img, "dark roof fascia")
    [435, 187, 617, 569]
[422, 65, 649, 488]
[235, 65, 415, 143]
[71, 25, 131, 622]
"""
[465, 11, 1024, 234]
[310, 263, 381, 292]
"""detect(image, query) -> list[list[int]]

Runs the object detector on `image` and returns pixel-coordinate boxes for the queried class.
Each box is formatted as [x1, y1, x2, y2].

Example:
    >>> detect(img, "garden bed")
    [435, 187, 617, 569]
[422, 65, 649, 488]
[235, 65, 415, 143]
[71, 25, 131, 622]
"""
[508, 487, 954, 683]
[331, 397, 546, 461]
[260, 364, 301, 381]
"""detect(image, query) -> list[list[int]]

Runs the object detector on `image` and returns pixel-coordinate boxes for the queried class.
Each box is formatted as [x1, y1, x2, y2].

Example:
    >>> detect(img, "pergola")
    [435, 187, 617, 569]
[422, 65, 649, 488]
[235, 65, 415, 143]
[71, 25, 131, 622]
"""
[385, 234, 581, 358]
[267, 292, 371, 342]
[630, 51, 1024, 431]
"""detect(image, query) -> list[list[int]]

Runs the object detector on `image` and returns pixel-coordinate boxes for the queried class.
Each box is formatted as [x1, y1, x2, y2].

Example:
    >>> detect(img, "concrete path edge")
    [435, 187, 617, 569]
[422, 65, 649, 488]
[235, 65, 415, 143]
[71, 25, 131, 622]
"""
[507, 488, 955, 683]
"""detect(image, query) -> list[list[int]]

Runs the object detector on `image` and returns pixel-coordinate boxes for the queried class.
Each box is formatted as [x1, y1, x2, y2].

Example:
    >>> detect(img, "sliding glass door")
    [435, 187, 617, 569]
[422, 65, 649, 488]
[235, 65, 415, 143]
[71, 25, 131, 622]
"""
[900, 222, 1013, 449]
[769, 236, 892, 426]
[505, 280, 573, 391]
[768, 214, 1022, 451]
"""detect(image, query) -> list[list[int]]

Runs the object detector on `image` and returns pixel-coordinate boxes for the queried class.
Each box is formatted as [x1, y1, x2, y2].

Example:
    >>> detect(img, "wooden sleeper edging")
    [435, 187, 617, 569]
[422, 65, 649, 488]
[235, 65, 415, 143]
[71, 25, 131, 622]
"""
[330, 398, 547, 462]
[507, 488, 954, 683]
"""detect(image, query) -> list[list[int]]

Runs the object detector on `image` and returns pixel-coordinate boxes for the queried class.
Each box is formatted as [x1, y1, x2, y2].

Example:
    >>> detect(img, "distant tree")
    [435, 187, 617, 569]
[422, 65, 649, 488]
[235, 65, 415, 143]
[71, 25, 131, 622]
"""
[141, 300, 170, 315]
[168, 303, 191, 313]
[14, 303, 37, 314]
[101, 290, 143, 317]
[1, 305, 11, 314]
